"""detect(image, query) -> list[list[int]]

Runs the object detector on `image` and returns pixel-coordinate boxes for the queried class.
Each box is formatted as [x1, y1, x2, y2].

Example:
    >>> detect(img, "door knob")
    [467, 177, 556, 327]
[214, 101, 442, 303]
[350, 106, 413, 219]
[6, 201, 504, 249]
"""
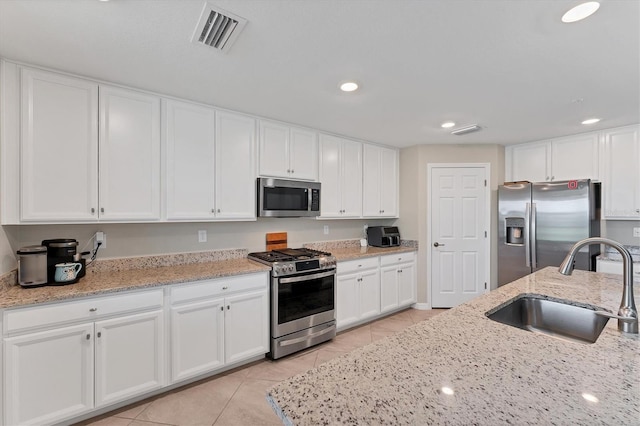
[433, 242, 445, 247]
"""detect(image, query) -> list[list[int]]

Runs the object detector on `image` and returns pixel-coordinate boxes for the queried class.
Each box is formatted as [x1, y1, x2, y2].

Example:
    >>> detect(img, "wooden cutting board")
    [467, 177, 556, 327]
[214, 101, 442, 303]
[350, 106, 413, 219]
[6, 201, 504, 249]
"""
[266, 232, 287, 251]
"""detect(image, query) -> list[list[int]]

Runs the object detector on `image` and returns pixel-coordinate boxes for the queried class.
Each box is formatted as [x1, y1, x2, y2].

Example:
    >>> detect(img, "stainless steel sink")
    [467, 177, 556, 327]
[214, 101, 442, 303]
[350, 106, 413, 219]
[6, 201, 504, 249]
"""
[486, 295, 610, 344]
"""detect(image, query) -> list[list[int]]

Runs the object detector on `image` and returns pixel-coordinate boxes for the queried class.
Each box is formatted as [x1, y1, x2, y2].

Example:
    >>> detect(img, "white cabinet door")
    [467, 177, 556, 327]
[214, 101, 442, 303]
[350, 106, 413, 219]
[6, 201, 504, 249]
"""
[319, 134, 342, 217]
[99, 85, 161, 220]
[94, 310, 165, 407]
[602, 125, 640, 219]
[4, 323, 94, 425]
[341, 139, 363, 217]
[379, 265, 399, 314]
[358, 269, 380, 320]
[259, 120, 290, 178]
[363, 145, 398, 217]
[397, 262, 417, 307]
[164, 99, 216, 220]
[215, 111, 256, 219]
[550, 133, 600, 181]
[224, 290, 269, 365]
[289, 126, 318, 181]
[170, 298, 225, 383]
[20, 68, 99, 222]
[508, 142, 550, 182]
[336, 273, 359, 328]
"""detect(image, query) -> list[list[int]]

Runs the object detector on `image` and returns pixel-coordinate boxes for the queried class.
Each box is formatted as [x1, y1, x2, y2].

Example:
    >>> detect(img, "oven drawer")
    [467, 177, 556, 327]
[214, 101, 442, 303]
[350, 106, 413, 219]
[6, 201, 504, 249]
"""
[170, 273, 268, 305]
[338, 257, 379, 275]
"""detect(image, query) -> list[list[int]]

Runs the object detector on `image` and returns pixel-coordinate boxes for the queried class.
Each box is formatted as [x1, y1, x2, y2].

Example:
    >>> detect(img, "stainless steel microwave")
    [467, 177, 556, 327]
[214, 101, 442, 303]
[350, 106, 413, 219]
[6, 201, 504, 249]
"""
[257, 178, 321, 217]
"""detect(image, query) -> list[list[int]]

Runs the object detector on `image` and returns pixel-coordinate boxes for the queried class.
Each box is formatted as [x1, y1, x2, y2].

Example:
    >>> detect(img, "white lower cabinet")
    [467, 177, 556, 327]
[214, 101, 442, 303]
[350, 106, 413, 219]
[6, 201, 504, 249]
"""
[336, 257, 381, 329]
[169, 273, 269, 384]
[337, 253, 417, 330]
[380, 253, 417, 314]
[3, 290, 164, 426]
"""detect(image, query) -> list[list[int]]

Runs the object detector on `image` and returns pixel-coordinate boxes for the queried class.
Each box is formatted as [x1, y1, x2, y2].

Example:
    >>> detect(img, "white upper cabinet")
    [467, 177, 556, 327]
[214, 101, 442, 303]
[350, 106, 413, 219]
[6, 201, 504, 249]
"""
[319, 134, 363, 218]
[259, 120, 318, 181]
[602, 125, 640, 219]
[99, 85, 161, 221]
[20, 67, 99, 222]
[215, 111, 257, 219]
[164, 99, 216, 220]
[362, 144, 398, 217]
[507, 133, 600, 183]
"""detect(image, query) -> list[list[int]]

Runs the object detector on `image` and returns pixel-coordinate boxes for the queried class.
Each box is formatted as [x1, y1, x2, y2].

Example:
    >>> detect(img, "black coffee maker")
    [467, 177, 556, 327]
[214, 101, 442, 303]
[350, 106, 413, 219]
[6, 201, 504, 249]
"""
[41, 239, 84, 284]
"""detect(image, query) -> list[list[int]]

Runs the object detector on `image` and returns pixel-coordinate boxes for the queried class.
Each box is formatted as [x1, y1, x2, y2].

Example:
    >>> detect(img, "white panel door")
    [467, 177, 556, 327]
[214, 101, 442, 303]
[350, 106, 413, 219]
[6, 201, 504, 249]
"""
[99, 85, 161, 220]
[551, 133, 600, 181]
[95, 310, 165, 407]
[170, 298, 225, 383]
[224, 290, 269, 364]
[259, 120, 289, 178]
[289, 126, 318, 181]
[319, 134, 342, 217]
[341, 139, 363, 217]
[164, 99, 216, 220]
[215, 111, 256, 219]
[4, 323, 94, 425]
[431, 166, 489, 307]
[20, 68, 99, 222]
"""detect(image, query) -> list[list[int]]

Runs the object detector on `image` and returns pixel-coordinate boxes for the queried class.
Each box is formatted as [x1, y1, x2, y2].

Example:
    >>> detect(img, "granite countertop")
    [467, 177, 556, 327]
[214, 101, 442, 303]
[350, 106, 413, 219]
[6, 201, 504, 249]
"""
[267, 267, 640, 425]
[0, 257, 270, 309]
[330, 246, 416, 262]
[597, 245, 640, 262]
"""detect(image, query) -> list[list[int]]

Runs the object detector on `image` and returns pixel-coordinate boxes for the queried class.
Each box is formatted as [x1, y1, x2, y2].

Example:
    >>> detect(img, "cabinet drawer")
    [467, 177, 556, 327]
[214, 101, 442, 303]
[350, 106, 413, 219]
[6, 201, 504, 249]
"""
[170, 273, 267, 305]
[338, 257, 379, 275]
[4, 289, 164, 334]
[380, 252, 415, 267]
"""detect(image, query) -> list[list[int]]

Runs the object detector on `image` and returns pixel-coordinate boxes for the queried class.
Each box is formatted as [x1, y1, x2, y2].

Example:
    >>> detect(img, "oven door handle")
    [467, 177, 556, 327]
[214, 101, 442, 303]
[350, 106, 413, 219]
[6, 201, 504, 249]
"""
[279, 325, 336, 347]
[278, 269, 336, 284]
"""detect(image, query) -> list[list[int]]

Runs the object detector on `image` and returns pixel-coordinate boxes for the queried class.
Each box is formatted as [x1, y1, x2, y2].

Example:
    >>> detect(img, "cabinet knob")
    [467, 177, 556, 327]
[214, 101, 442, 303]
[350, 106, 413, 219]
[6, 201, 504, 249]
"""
[291, 169, 294, 174]
[220, 306, 224, 311]
[89, 308, 97, 312]
[287, 169, 291, 173]
[212, 209, 215, 213]
[551, 176, 555, 181]
[222, 286, 228, 290]
[86, 334, 91, 340]
[100, 207, 105, 213]
[433, 242, 445, 247]
[546, 176, 550, 181]
[399, 269, 403, 273]
[97, 331, 102, 338]
[217, 209, 221, 213]
[227, 305, 230, 310]
[91, 208, 95, 214]
[636, 209, 640, 213]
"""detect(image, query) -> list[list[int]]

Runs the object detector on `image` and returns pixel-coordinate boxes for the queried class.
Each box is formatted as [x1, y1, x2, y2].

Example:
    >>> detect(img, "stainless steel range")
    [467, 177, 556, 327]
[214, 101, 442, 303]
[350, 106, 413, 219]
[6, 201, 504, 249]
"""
[248, 248, 337, 359]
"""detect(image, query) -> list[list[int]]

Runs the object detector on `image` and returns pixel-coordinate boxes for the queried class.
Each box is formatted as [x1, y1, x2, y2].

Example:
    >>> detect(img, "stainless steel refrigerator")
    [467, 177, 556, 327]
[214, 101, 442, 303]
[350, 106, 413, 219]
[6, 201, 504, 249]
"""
[498, 179, 601, 286]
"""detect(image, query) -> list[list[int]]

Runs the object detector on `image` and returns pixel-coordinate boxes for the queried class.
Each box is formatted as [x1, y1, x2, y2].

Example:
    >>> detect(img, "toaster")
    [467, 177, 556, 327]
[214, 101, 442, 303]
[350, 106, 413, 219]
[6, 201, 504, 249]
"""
[367, 226, 401, 248]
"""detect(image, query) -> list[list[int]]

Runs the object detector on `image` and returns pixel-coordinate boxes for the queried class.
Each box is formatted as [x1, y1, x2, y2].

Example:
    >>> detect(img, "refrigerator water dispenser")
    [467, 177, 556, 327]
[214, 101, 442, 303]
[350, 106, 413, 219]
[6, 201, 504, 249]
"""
[505, 218, 525, 245]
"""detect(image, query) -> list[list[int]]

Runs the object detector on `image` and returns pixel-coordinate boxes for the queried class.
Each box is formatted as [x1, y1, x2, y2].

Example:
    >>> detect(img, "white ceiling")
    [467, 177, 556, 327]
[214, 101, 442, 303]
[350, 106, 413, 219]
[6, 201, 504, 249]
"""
[0, 0, 638, 148]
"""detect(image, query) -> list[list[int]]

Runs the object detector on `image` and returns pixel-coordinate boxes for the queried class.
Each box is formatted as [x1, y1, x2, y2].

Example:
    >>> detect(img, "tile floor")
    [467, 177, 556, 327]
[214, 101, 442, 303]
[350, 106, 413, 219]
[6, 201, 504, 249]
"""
[78, 308, 445, 426]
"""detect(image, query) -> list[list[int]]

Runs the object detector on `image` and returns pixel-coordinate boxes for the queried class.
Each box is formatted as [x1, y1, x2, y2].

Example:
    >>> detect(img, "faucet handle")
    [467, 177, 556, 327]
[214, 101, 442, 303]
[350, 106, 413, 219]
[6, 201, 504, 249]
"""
[594, 310, 637, 323]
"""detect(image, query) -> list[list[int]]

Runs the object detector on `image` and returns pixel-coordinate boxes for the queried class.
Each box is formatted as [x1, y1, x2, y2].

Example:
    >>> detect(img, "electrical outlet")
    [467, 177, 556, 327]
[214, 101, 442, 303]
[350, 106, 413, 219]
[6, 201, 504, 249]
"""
[364, 224, 368, 236]
[323, 225, 329, 235]
[633, 227, 640, 238]
[95, 231, 106, 250]
[198, 230, 207, 243]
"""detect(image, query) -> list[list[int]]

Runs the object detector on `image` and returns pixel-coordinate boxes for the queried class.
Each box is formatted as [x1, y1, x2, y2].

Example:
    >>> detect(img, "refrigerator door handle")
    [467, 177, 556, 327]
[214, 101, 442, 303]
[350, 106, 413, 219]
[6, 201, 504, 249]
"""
[525, 203, 531, 268]
[531, 202, 537, 269]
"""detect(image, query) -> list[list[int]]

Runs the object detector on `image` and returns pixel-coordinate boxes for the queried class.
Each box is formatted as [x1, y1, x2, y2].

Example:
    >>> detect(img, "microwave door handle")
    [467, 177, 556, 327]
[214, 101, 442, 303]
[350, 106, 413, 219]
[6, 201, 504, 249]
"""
[308, 188, 312, 211]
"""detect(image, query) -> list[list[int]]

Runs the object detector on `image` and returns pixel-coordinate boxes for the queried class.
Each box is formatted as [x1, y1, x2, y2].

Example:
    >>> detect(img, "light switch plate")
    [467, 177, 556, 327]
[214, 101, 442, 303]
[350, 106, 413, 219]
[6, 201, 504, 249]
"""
[323, 225, 329, 235]
[633, 227, 640, 238]
[198, 230, 207, 243]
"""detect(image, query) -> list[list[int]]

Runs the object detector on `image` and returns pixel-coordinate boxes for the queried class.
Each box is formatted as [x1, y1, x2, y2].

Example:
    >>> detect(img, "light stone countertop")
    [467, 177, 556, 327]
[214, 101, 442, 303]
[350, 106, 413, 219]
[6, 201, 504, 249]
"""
[328, 245, 417, 262]
[0, 258, 270, 309]
[267, 267, 640, 425]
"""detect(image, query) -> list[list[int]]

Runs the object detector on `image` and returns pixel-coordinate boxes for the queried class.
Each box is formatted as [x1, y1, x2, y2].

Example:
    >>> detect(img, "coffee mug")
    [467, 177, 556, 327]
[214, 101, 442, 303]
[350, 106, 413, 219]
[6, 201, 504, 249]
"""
[54, 262, 83, 283]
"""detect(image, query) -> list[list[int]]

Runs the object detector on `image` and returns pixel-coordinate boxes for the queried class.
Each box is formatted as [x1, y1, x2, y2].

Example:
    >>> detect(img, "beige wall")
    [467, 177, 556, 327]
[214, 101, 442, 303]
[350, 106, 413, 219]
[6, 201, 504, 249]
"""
[1, 218, 393, 273]
[396, 144, 506, 305]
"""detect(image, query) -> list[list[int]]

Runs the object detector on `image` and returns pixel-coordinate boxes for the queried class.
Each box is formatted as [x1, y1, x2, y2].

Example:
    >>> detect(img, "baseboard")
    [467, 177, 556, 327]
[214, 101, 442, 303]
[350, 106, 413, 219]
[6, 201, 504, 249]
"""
[412, 302, 431, 310]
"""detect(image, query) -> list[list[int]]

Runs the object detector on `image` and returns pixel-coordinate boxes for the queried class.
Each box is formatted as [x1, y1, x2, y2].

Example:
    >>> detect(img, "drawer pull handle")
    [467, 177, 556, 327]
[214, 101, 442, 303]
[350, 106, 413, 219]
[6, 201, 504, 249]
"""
[89, 308, 98, 312]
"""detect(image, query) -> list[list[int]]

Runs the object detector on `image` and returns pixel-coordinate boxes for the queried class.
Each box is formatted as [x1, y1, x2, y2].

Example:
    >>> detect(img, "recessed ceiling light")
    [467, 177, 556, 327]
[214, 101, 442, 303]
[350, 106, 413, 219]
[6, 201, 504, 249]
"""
[441, 121, 456, 129]
[562, 2, 600, 23]
[340, 82, 358, 92]
[581, 118, 600, 125]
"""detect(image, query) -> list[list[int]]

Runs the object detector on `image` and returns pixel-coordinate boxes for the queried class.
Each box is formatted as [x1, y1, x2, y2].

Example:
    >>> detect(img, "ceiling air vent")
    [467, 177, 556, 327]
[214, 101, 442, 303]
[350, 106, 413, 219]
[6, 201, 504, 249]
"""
[451, 124, 482, 136]
[192, 3, 247, 52]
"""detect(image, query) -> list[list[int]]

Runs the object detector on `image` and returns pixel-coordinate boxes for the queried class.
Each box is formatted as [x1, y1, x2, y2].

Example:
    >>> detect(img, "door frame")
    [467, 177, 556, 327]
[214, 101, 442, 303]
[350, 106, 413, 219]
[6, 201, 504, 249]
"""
[426, 163, 491, 308]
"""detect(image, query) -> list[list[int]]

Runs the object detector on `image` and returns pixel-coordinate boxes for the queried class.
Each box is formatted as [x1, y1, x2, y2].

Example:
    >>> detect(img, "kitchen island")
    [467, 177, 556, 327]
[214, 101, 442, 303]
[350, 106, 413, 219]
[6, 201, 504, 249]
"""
[267, 267, 640, 425]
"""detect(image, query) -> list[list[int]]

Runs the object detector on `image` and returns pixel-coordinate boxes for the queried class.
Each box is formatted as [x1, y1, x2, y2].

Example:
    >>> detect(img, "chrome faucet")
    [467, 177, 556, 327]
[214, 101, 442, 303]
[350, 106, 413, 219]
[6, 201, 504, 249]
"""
[559, 237, 638, 334]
